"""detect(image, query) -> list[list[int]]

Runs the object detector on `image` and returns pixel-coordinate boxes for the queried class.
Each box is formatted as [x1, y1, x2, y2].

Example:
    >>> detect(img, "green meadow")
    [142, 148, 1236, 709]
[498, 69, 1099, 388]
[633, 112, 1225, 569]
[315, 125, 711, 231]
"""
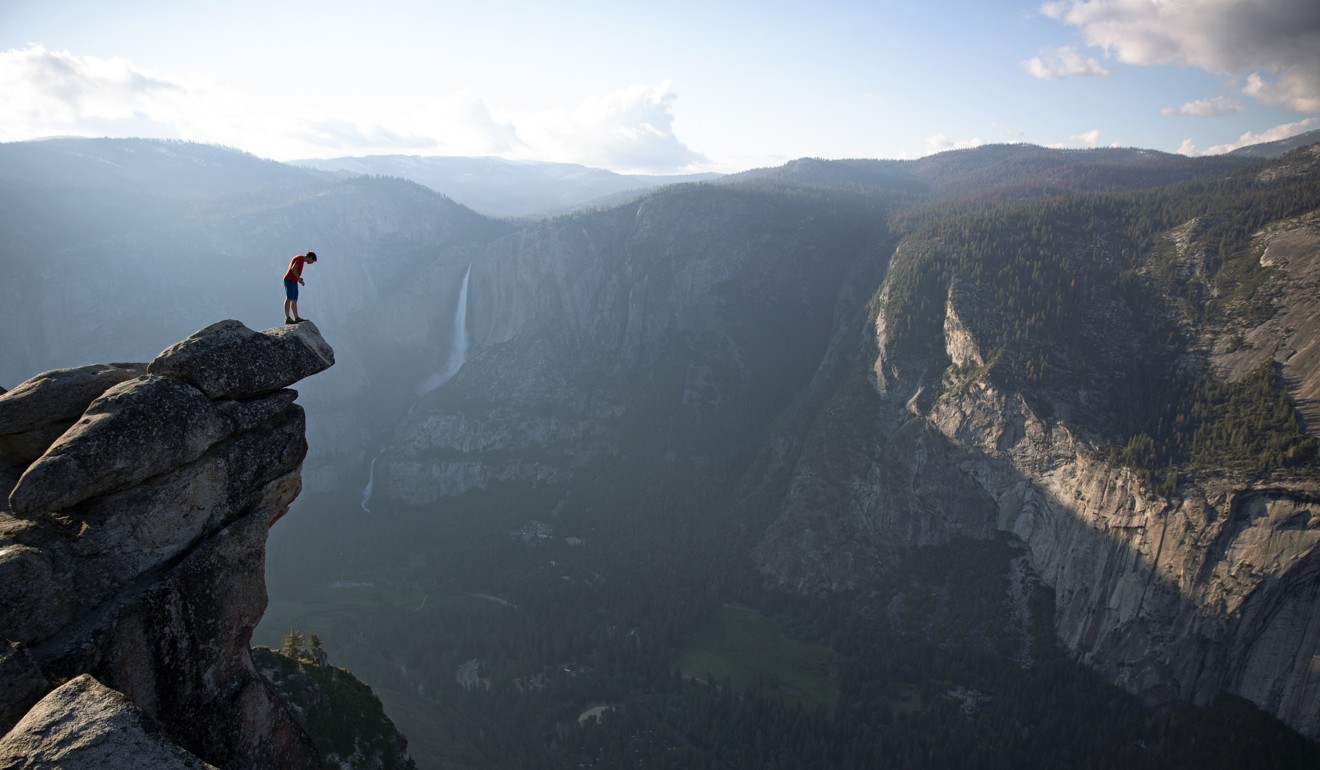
[678, 606, 840, 710]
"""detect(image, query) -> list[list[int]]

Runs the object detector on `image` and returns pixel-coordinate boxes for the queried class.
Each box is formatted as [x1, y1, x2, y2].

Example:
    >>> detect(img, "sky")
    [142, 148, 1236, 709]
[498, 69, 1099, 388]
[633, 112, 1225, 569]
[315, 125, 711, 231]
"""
[1, 0, 1317, 174]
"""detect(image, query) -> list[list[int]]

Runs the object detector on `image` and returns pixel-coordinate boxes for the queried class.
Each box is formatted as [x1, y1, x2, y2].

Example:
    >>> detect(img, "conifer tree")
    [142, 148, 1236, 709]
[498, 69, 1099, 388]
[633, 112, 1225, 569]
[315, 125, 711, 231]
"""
[309, 633, 327, 665]
[282, 628, 306, 660]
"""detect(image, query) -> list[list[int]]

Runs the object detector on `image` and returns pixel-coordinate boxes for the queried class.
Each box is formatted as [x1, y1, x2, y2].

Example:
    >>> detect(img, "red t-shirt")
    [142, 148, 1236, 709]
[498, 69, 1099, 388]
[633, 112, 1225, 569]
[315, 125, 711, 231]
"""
[284, 255, 307, 281]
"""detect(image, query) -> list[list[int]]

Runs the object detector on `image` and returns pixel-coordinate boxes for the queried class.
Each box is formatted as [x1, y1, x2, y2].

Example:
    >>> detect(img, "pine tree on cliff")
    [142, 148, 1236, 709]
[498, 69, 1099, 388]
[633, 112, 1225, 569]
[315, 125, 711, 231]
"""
[309, 633, 327, 666]
[282, 628, 306, 660]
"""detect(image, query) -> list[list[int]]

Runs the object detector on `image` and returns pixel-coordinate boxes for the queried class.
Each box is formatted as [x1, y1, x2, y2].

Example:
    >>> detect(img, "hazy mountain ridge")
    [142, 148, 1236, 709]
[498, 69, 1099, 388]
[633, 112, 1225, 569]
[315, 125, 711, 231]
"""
[727, 144, 1262, 216]
[292, 153, 720, 218]
[0, 136, 329, 196]
[3, 135, 1320, 763]
[0, 143, 510, 388]
[1229, 128, 1320, 158]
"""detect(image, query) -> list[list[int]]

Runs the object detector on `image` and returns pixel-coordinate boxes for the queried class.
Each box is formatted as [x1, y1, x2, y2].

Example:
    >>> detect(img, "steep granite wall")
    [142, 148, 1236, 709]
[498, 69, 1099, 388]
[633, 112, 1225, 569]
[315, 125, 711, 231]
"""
[0, 321, 343, 768]
[752, 205, 1320, 738]
[928, 370, 1320, 737]
[912, 213, 1320, 737]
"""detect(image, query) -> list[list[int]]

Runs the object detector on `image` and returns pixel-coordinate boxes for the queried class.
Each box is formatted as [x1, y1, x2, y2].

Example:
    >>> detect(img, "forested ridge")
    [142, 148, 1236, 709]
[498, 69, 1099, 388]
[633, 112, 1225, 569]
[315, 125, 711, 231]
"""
[879, 144, 1320, 482]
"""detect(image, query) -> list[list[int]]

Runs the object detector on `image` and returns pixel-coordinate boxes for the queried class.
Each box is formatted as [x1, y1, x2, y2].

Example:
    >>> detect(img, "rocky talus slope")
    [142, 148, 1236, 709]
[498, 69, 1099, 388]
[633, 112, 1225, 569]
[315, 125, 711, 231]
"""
[0, 321, 407, 768]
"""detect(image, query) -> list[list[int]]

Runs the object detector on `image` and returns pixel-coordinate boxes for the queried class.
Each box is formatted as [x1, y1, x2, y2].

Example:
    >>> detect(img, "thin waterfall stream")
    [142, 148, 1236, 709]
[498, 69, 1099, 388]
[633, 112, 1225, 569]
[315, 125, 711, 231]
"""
[361, 264, 471, 512]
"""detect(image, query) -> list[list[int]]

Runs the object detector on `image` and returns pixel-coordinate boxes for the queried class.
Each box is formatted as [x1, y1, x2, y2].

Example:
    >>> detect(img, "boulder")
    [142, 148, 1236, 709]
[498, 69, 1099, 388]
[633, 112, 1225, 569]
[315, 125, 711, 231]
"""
[0, 363, 145, 465]
[6, 381, 299, 517]
[0, 404, 306, 646]
[0, 675, 217, 769]
[148, 320, 334, 400]
[7, 376, 229, 515]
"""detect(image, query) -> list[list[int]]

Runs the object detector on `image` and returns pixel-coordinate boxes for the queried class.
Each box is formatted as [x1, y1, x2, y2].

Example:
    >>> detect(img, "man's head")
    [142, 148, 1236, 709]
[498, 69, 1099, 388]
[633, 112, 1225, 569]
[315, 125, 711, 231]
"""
[305, 251, 318, 263]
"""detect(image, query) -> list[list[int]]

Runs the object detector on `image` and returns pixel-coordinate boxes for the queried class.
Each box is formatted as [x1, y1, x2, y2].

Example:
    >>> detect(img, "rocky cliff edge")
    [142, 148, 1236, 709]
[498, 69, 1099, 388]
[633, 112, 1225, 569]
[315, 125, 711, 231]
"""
[0, 320, 333, 768]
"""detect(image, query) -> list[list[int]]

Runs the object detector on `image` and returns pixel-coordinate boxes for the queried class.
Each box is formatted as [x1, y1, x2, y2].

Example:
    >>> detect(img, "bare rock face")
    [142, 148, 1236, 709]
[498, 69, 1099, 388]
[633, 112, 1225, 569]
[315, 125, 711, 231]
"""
[8, 376, 300, 516]
[1209, 212, 1320, 434]
[0, 363, 145, 465]
[148, 319, 334, 399]
[928, 373, 1320, 737]
[915, 263, 1320, 737]
[0, 643, 46, 734]
[9, 375, 230, 515]
[756, 258, 1320, 740]
[0, 675, 218, 769]
[0, 320, 332, 768]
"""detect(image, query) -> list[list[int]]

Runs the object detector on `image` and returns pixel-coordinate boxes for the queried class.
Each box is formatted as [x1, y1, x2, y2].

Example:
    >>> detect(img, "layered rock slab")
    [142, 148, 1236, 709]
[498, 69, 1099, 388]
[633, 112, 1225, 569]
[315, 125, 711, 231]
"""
[0, 320, 332, 767]
[148, 319, 334, 399]
[0, 363, 144, 465]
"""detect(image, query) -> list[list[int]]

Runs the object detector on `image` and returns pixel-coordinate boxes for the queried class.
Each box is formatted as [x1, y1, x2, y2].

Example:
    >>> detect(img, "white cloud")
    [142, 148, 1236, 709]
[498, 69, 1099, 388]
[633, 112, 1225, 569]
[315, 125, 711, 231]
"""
[298, 118, 437, 153]
[396, 83, 708, 172]
[925, 133, 987, 153]
[0, 43, 319, 158]
[1242, 71, 1320, 112]
[0, 44, 708, 171]
[516, 82, 708, 173]
[1070, 128, 1101, 147]
[1179, 118, 1318, 156]
[1021, 45, 1111, 79]
[400, 89, 525, 157]
[1161, 95, 1243, 117]
[0, 44, 204, 140]
[1041, 0, 1320, 112]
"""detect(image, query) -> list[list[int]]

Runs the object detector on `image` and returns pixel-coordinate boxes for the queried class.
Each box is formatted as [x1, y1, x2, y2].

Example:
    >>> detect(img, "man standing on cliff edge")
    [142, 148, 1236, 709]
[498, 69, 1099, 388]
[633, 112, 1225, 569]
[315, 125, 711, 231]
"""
[283, 251, 318, 325]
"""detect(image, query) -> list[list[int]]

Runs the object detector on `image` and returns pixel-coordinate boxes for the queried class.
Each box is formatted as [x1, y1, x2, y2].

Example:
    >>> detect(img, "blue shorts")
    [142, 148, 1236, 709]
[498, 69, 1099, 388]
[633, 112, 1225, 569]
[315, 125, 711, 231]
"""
[284, 278, 299, 300]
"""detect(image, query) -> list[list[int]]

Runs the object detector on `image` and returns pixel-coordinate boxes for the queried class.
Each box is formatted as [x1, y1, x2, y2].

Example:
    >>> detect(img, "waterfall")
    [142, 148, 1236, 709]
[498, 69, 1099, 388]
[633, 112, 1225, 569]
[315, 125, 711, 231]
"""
[362, 264, 472, 512]
[360, 455, 377, 513]
[416, 263, 472, 396]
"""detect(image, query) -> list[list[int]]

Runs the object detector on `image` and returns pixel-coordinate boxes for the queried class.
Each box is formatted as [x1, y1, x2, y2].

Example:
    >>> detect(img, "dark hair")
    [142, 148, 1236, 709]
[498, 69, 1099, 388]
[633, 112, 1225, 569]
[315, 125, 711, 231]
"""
[305, 251, 317, 261]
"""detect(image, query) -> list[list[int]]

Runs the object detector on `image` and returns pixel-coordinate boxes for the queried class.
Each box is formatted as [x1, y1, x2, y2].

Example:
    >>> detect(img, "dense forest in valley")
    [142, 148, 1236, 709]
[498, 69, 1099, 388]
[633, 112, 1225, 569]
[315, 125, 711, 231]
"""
[263, 486, 1320, 769]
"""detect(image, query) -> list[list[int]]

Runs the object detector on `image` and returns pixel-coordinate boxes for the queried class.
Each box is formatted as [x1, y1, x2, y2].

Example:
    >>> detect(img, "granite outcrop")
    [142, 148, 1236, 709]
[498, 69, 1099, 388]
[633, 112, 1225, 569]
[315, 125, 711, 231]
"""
[0, 320, 335, 768]
[914, 214, 1320, 738]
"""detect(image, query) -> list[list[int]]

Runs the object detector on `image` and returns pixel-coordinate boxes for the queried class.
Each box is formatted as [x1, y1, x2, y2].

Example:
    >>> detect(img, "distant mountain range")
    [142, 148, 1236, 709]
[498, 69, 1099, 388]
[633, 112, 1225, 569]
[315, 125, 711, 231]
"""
[4, 129, 1320, 768]
[10, 130, 1313, 223]
[290, 129, 1320, 219]
[290, 154, 720, 218]
[1229, 127, 1320, 158]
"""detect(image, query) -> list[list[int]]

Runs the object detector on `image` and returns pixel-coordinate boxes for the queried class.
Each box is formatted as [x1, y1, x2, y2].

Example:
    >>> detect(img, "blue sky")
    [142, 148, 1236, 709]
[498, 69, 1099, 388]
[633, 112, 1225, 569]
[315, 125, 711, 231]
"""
[1, 0, 1316, 172]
